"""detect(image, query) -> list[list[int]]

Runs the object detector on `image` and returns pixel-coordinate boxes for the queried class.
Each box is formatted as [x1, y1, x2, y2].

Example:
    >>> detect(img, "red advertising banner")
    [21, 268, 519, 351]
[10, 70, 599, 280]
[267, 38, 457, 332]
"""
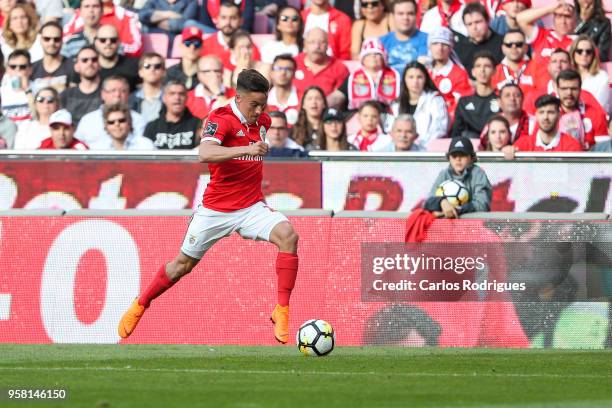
[0, 161, 321, 210]
[1, 216, 608, 348]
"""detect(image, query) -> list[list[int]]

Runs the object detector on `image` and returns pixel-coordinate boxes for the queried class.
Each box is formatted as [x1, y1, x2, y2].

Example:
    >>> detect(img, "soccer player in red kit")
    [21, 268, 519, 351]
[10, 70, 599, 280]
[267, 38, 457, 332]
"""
[118, 69, 299, 344]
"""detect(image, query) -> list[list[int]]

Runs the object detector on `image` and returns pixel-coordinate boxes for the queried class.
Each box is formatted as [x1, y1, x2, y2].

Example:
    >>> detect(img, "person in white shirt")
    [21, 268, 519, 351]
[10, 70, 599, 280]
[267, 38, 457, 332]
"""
[374, 113, 423, 152]
[261, 6, 302, 64]
[89, 103, 154, 150]
[13, 87, 58, 149]
[569, 34, 610, 113]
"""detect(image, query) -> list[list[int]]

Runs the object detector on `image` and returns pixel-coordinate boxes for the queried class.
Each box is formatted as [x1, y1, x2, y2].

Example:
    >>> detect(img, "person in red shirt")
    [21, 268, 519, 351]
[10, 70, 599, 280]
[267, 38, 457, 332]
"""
[513, 94, 583, 152]
[294, 27, 349, 101]
[301, 0, 352, 60]
[118, 69, 299, 345]
[38, 109, 88, 150]
[64, 0, 143, 57]
[201, 2, 261, 64]
[517, 0, 576, 80]
[185, 55, 234, 120]
[491, 29, 535, 92]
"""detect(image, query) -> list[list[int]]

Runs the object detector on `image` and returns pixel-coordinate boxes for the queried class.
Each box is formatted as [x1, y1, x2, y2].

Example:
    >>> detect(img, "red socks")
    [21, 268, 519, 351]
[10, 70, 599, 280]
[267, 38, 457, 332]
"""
[276, 252, 299, 306]
[138, 264, 177, 308]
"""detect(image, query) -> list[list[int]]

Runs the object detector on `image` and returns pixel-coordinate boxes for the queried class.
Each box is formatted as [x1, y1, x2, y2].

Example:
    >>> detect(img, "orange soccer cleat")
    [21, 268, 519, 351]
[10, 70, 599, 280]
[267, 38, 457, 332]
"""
[270, 304, 290, 344]
[118, 298, 146, 339]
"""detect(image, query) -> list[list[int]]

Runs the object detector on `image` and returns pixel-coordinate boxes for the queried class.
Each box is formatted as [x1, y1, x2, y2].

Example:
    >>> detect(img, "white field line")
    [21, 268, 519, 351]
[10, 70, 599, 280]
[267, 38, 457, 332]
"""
[0, 366, 609, 379]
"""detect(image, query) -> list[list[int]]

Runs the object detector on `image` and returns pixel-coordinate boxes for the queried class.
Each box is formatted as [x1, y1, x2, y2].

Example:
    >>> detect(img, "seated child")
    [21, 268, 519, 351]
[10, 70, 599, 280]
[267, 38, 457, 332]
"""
[347, 101, 391, 151]
[423, 136, 492, 218]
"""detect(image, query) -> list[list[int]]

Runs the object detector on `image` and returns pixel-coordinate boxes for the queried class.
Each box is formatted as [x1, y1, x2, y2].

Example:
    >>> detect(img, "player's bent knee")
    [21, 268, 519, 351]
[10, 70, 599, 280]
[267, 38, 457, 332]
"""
[272, 222, 299, 252]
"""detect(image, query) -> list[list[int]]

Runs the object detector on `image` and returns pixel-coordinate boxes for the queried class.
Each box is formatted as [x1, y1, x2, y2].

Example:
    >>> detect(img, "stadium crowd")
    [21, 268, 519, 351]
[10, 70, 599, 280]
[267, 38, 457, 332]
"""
[0, 0, 611, 153]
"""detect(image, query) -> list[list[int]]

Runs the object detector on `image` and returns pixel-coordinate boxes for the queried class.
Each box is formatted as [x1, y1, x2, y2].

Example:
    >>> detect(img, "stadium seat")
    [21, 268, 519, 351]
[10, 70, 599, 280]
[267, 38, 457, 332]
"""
[142, 33, 169, 57]
[287, 0, 301, 8]
[252, 34, 275, 51]
[342, 60, 361, 74]
[253, 12, 270, 34]
[165, 58, 180, 68]
[604, 0, 612, 12]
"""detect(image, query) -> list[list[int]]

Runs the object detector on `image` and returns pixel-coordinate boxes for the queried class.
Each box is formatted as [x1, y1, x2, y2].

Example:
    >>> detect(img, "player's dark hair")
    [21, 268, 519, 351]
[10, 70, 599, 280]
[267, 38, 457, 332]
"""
[463, 1, 489, 23]
[499, 82, 523, 98]
[398, 61, 438, 114]
[236, 69, 270, 94]
[273, 53, 297, 70]
[39, 20, 63, 34]
[472, 50, 496, 67]
[535, 94, 561, 110]
[7, 49, 31, 65]
[556, 69, 582, 87]
[390, 0, 416, 13]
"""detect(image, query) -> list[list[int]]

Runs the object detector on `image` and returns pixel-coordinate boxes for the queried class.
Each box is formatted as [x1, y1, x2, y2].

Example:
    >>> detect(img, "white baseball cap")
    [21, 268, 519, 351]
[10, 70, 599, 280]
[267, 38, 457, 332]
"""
[49, 109, 73, 127]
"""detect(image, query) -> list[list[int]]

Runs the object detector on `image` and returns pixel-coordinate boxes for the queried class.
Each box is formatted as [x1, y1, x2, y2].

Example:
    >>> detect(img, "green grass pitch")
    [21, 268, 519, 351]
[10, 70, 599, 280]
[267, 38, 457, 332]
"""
[0, 345, 611, 407]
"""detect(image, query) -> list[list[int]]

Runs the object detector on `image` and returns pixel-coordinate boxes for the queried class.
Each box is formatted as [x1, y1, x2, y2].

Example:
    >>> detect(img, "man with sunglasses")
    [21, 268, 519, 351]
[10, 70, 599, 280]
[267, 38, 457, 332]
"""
[38, 109, 88, 150]
[90, 102, 154, 150]
[166, 27, 203, 91]
[59, 45, 102, 125]
[1, 50, 33, 124]
[95, 24, 140, 92]
[185, 55, 234, 120]
[129, 52, 166, 124]
[31, 21, 73, 95]
[491, 29, 534, 92]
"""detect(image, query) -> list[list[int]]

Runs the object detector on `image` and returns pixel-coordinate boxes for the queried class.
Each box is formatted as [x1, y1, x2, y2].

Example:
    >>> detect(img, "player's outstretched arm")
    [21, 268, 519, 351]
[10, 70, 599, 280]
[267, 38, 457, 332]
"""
[198, 140, 269, 163]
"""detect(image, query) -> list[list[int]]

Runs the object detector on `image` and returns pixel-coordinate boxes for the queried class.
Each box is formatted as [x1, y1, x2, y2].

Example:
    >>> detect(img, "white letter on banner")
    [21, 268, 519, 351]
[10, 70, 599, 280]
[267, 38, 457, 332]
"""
[41, 220, 140, 343]
[0, 174, 17, 209]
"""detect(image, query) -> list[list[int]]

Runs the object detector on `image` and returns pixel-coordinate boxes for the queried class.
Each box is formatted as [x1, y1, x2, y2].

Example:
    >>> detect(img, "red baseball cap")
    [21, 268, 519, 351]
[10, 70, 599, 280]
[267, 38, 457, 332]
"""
[181, 26, 203, 41]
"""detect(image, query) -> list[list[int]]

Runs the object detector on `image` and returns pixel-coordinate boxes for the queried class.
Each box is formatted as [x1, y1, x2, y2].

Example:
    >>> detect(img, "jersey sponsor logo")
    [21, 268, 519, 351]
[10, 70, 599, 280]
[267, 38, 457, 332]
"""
[203, 121, 218, 137]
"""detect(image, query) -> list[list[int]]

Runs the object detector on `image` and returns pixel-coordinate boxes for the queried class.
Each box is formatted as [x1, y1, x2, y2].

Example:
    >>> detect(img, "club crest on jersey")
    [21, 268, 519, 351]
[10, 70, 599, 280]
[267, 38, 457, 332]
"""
[203, 121, 218, 136]
[260, 126, 266, 140]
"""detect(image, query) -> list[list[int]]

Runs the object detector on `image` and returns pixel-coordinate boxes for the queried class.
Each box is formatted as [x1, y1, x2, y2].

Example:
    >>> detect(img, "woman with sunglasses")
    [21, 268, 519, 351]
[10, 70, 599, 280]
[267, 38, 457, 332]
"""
[1, 3, 43, 63]
[569, 34, 610, 113]
[351, 0, 393, 60]
[13, 87, 59, 150]
[574, 0, 611, 62]
[261, 6, 303, 64]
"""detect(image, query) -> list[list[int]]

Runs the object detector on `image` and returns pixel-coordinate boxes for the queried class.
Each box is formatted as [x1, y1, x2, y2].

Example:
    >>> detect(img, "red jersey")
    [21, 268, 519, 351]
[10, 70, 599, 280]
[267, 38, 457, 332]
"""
[527, 26, 574, 81]
[491, 59, 535, 92]
[428, 60, 472, 122]
[267, 86, 300, 126]
[293, 53, 349, 95]
[200, 100, 271, 212]
[38, 137, 88, 150]
[202, 31, 261, 68]
[301, 6, 352, 60]
[185, 84, 236, 120]
[513, 130, 583, 152]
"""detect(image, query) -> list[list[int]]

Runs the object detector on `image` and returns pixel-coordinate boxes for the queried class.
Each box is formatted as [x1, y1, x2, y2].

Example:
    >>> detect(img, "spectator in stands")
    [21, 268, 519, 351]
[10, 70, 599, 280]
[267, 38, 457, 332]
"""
[31, 22, 73, 95]
[555, 69, 607, 149]
[294, 27, 349, 103]
[138, 0, 198, 35]
[255, 0, 286, 34]
[14, 87, 59, 150]
[292, 85, 327, 149]
[512, 94, 583, 151]
[575, 0, 611, 62]
[426, 26, 472, 124]
[451, 51, 499, 139]
[420, 0, 467, 37]
[496, 83, 535, 143]
[379, 0, 428, 75]
[1, 50, 33, 124]
[569, 35, 610, 112]
[301, 0, 352, 60]
[261, 6, 303, 64]
[455, 2, 504, 77]
[522, 48, 572, 111]
[34, 0, 63, 23]
[196, 0, 255, 33]
[491, 0, 531, 35]
[267, 110, 307, 157]
[491, 30, 534, 92]
[62, 0, 102, 59]
[390, 61, 448, 149]
[143, 80, 201, 150]
[517, 0, 576, 79]
[482, 115, 516, 159]
[186, 55, 234, 120]
[224, 30, 270, 88]
[90, 103, 154, 150]
[0, 0, 15, 28]
[267, 54, 300, 127]
[76, 75, 146, 146]
[202, 2, 261, 65]
[1, 3, 42, 63]
[60, 46, 102, 125]
[424, 136, 492, 217]
[166, 27, 202, 91]
[348, 101, 391, 151]
[64, 0, 143, 57]
[38, 109, 88, 150]
[351, 0, 393, 60]
[310, 108, 358, 151]
[94, 25, 141, 92]
[129, 52, 165, 124]
[373, 113, 423, 151]
[0, 103, 17, 149]
[340, 38, 400, 112]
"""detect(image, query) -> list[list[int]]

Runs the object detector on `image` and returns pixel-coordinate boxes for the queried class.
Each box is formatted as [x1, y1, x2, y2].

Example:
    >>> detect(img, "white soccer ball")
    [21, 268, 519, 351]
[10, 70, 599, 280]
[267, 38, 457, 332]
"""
[296, 319, 335, 357]
[435, 179, 470, 206]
